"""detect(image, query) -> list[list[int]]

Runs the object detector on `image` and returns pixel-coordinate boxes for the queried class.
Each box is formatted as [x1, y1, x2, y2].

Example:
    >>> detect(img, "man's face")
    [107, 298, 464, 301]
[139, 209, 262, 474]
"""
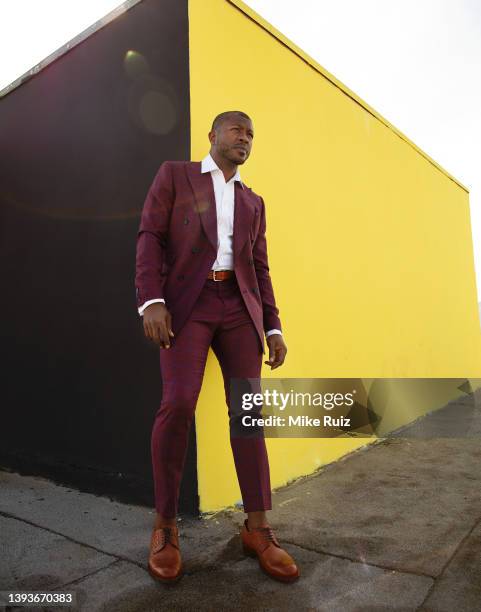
[209, 117, 254, 165]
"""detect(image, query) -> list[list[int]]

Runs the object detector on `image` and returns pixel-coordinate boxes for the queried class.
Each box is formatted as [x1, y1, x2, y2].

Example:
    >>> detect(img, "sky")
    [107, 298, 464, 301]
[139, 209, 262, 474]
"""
[1, 0, 480, 299]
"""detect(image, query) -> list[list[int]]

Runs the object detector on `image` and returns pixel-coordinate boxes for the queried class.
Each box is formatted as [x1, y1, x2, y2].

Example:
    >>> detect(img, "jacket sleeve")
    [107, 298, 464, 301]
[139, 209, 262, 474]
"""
[135, 161, 174, 309]
[252, 195, 282, 333]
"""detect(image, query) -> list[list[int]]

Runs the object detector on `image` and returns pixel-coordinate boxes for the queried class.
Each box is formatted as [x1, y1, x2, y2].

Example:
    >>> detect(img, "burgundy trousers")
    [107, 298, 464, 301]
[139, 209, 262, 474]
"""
[151, 274, 272, 518]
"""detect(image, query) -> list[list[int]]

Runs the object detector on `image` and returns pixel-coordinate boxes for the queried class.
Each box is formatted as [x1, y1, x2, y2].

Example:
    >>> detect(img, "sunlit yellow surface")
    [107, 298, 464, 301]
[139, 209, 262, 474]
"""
[188, 0, 481, 513]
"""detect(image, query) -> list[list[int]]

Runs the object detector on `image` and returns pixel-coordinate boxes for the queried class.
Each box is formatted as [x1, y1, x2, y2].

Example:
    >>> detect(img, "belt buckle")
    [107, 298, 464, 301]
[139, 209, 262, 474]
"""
[212, 270, 222, 281]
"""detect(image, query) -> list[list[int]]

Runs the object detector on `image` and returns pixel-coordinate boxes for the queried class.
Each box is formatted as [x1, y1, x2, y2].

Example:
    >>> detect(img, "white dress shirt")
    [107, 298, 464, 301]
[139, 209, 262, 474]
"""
[139, 153, 281, 338]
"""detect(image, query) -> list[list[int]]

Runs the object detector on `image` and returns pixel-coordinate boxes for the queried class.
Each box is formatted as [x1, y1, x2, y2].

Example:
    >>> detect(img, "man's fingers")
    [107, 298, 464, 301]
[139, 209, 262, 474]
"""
[145, 320, 156, 343]
[275, 349, 287, 369]
[143, 310, 174, 349]
[145, 320, 168, 348]
[151, 321, 162, 346]
[267, 347, 287, 369]
[160, 325, 171, 349]
[271, 353, 281, 368]
[154, 322, 169, 348]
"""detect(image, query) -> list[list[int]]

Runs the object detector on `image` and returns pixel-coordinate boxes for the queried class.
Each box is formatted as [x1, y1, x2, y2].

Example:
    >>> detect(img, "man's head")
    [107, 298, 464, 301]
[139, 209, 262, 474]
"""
[208, 111, 254, 166]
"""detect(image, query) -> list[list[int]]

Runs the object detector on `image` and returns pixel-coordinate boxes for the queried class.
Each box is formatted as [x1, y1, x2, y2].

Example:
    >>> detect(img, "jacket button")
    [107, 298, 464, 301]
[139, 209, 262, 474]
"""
[251, 287, 258, 295]
[191, 247, 200, 254]
[248, 258, 254, 265]
[184, 218, 189, 225]
[177, 274, 185, 281]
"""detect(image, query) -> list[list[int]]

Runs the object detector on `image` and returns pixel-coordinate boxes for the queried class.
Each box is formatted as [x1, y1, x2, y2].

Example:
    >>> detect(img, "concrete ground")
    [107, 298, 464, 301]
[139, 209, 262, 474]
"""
[1, 391, 481, 612]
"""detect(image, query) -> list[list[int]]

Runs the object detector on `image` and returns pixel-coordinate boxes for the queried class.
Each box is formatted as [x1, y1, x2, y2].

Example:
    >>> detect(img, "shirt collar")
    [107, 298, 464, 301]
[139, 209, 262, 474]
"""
[201, 153, 244, 189]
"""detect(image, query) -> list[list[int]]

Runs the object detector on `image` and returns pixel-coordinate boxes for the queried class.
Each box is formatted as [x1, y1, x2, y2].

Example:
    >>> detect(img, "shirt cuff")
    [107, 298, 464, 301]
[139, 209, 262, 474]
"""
[138, 298, 165, 316]
[266, 329, 282, 338]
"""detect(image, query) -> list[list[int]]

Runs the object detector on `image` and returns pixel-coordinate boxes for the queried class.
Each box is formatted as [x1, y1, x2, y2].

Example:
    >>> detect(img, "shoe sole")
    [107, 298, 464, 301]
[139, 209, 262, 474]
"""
[242, 543, 300, 583]
[148, 563, 184, 584]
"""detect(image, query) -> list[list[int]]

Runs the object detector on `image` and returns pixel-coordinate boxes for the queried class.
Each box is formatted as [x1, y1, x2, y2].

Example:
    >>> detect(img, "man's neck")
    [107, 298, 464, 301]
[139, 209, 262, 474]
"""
[210, 151, 237, 183]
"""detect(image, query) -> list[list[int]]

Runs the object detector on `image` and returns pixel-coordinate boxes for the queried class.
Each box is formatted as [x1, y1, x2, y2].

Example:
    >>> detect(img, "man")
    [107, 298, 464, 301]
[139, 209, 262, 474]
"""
[135, 110, 299, 583]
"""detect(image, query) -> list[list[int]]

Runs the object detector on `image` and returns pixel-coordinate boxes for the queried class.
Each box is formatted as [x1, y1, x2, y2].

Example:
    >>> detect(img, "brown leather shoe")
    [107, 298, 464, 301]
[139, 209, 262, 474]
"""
[148, 525, 183, 583]
[240, 519, 299, 583]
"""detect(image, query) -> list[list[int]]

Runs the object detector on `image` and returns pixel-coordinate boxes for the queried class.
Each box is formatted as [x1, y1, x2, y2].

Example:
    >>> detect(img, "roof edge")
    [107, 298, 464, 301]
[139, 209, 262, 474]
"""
[227, 0, 469, 194]
[0, 0, 143, 100]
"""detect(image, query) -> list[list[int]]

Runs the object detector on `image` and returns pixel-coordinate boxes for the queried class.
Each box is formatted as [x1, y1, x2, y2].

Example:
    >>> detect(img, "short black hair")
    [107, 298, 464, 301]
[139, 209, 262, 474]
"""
[211, 111, 252, 132]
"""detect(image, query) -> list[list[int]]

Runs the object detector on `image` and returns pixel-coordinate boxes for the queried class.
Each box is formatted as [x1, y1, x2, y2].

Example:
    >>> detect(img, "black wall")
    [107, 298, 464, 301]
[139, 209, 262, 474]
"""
[0, 0, 197, 514]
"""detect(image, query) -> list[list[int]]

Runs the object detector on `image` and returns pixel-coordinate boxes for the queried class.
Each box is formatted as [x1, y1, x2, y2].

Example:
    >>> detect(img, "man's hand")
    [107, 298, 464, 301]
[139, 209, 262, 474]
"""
[143, 303, 174, 349]
[264, 334, 287, 369]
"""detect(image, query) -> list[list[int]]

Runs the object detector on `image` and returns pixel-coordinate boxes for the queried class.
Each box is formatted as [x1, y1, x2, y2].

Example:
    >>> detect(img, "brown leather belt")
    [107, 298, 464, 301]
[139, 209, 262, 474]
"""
[207, 269, 234, 281]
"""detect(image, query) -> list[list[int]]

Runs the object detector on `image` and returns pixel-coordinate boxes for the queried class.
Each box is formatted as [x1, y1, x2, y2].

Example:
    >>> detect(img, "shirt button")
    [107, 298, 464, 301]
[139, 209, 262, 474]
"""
[191, 247, 200, 254]
[183, 218, 189, 225]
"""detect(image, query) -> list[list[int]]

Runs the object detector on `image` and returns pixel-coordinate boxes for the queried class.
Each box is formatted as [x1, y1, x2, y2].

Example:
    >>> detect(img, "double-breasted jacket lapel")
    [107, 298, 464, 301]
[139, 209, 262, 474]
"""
[184, 161, 256, 265]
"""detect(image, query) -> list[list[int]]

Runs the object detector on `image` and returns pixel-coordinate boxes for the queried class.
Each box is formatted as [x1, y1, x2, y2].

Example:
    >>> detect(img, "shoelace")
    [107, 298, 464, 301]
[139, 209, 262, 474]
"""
[153, 526, 177, 552]
[253, 526, 277, 544]
[159, 527, 173, 546]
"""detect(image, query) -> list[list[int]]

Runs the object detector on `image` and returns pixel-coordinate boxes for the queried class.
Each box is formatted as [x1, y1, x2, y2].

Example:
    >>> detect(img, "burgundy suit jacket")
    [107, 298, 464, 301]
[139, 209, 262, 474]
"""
[135, 160, 282, 355]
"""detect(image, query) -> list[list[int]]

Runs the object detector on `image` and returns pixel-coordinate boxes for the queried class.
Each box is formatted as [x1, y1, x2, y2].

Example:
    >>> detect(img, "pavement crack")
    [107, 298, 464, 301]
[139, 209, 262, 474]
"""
[282, 539, 436, 579]
[0, 509, 140, 566]
[51, 558, 122, 590]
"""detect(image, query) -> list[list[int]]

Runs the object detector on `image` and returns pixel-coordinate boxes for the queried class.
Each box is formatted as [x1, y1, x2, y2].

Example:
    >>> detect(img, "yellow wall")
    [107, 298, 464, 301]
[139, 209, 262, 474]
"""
[188, 0, 481, 513]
